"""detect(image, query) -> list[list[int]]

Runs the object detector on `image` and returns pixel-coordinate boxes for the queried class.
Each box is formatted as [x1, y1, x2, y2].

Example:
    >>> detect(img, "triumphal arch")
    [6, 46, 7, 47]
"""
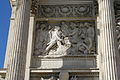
[0, 0, 120, 80]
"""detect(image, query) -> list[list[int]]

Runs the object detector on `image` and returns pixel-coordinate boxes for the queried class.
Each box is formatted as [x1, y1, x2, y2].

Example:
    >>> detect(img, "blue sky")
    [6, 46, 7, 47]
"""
[0, 0, 11, 68]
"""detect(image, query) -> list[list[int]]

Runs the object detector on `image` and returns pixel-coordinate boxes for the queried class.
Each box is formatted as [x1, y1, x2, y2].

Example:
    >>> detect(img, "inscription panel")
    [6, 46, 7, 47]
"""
[31, 56, 97, 69]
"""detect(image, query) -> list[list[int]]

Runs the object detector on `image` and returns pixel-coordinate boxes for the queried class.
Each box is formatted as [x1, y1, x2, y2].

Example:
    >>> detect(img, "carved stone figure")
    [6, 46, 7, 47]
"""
[69, 22, 79, 44]
[34, 21, 96, 56]
[70, 76, 78, 80]
[45, 26, 64, 53]
[79, 22, 94, 53]
[59, 71, 69, 80]
[41, 76, 59, 80]
[77, 32, 88, 54]
[50, 76, 59, 80]
[84, 22, 95, 40]
[61, 21, 70, 37]
[34, 23, 49, 55]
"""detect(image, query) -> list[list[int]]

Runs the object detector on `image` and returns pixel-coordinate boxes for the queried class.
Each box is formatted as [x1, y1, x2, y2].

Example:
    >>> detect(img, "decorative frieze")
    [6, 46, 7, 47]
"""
[30, 72, 99, 80]
[34, 21, 96, 56]
[36, 4, 93, 18]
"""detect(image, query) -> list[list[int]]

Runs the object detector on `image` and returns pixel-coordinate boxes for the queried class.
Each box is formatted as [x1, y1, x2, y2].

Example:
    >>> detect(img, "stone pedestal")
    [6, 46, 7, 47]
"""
[5, 0, 30, 80]
[98, 0, 119, 80]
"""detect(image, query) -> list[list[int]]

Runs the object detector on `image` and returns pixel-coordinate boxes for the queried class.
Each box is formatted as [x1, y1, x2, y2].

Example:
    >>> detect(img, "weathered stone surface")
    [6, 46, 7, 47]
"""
[31, 56, 97, 69]
[5, 0, 30, 80]
[3, 0, 120, 80]
[34, 21, 96, 56]
[98, 0, 119, 80]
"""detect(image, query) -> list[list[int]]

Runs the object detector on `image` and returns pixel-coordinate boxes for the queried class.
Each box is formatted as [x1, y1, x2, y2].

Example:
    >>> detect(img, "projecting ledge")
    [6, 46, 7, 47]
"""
[30, 68, 99, 73]
[0, 68, 6, 77]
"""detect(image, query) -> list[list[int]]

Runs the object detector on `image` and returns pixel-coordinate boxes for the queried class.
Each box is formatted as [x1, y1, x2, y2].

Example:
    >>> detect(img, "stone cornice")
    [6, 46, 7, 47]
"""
[9, 0, 120, 6]
[9, 0, 16, 7]
[0, 68, 6, 77]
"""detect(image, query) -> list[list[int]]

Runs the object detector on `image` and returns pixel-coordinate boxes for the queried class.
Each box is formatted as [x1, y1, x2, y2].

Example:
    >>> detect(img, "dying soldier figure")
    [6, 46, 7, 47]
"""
[45, 26, 64, 53]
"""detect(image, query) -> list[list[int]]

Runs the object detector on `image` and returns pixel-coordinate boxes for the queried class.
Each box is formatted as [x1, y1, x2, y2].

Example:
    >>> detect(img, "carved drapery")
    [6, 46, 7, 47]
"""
[34, 21, 96, 56]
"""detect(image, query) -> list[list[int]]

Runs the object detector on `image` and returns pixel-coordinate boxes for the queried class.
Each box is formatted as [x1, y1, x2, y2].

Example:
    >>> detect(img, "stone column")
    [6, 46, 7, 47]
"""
[4, 5, 16, 68]
[5, 0, 30, 80]
[98, 0, 119, 80]
[24, 14, 35, 80]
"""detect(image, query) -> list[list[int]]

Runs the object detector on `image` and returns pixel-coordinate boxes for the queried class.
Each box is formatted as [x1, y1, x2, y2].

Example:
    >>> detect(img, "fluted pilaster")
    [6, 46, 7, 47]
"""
[98, 0, 119, 80]
[5, 0, 30, 80]
[4, 6, 16, 68]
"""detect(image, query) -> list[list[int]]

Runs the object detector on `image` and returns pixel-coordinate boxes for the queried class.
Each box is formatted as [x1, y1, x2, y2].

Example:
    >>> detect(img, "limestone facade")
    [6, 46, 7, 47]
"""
[1, 0, 120, 80]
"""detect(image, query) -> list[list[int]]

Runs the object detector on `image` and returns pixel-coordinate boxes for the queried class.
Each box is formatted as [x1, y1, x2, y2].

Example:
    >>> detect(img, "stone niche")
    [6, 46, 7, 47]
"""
[33, 21, 96, 57]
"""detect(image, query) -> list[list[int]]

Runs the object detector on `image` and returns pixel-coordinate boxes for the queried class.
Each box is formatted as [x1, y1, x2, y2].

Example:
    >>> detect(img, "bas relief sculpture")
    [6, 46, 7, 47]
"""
[34, 21, 96, 56]
[116, 18, 120, 51]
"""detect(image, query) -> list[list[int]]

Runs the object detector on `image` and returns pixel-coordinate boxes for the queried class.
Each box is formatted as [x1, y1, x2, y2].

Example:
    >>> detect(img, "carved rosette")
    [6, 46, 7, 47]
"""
[34, 21, 96, 56]
[58, 5, 73, 17]
[37, 4, 93, 18]
[75, 5, 91, 16]
[41, 5, 56, 17]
